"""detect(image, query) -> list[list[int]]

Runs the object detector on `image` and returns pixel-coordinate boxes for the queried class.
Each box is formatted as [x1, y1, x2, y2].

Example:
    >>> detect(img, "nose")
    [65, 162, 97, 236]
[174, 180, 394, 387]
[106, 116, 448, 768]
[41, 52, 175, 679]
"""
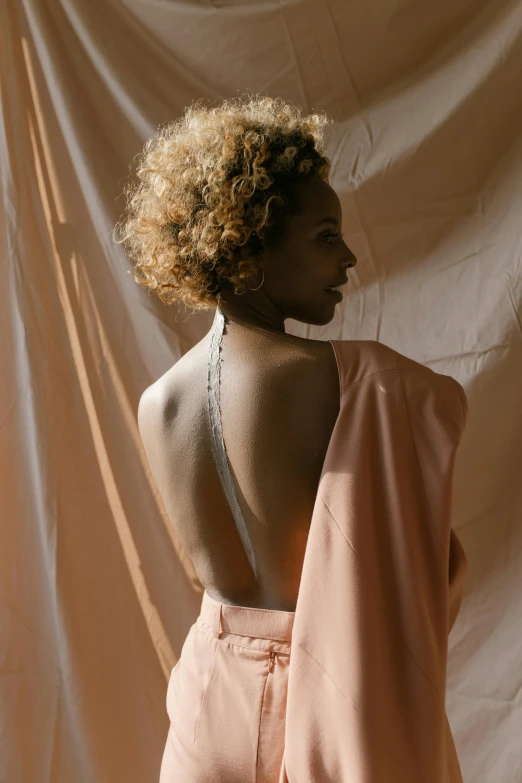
[343, 246, 357, 268]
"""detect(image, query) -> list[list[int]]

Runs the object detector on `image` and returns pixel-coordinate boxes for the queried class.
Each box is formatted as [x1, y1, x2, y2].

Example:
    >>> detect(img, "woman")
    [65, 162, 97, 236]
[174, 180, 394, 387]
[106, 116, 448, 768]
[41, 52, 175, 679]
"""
[114, 96, 468, 782]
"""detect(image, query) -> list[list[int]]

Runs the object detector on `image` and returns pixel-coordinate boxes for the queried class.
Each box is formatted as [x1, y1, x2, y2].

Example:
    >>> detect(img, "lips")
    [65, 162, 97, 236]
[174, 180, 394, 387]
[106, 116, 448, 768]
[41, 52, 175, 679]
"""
[324, 277, 348, 292]
[325, 288, 343, 300]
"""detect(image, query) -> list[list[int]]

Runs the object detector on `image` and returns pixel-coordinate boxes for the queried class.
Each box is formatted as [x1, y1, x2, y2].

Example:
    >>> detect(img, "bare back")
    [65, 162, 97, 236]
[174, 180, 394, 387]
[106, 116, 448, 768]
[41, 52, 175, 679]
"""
[138, 317, 341, 611]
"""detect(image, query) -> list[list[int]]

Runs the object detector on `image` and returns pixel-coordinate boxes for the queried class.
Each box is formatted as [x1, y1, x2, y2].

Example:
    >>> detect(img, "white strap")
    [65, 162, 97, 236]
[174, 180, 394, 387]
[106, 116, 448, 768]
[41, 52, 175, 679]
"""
[207, 307, 258, 579]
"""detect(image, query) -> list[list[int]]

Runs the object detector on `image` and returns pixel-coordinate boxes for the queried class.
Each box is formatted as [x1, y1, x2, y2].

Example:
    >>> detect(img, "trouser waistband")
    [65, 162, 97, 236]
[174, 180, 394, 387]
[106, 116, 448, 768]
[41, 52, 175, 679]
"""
[199, 590, 295, 642]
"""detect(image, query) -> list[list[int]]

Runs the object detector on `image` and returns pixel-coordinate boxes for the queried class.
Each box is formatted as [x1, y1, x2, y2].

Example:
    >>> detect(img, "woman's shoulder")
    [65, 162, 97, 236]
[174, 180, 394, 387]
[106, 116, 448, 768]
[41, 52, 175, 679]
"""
[334, 338, 430, 369]
[342, 340, 468, 431]
[332, 339, 464, 399]
[329, 338, 401, 389]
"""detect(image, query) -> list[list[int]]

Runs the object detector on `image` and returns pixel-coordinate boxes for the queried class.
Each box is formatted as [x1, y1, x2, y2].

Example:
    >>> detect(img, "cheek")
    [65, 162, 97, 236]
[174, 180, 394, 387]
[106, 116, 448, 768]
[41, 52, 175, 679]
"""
[294, 241, 323, 272]
[293, 247, 330, 285]
[263, 241, 327, 292]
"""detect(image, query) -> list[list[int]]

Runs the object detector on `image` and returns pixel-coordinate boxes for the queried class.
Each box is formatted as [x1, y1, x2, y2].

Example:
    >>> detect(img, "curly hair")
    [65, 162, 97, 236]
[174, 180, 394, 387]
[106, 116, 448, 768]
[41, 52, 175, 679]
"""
[112, 95, 333, 311]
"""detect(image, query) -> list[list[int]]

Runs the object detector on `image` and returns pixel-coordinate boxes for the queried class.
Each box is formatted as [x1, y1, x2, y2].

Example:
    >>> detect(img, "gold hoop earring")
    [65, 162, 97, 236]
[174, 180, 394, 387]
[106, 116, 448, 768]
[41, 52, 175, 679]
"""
[247, 269, 265, 291]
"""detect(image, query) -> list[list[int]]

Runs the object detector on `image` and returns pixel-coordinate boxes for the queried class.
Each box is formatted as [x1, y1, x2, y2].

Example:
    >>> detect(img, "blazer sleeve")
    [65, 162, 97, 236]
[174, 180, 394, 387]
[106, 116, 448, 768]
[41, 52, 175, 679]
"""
[396, 355, 467, 559]
[445, 375, 469, 436]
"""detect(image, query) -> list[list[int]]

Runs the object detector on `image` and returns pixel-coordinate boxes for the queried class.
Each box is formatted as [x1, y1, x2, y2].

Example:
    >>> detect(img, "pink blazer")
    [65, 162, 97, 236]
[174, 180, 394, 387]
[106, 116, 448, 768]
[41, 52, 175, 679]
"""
[280, 339, 469, 782]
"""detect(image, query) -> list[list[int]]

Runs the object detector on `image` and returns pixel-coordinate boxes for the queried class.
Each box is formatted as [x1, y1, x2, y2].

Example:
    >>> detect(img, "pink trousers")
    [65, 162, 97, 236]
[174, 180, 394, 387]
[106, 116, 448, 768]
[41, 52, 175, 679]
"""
[159, 590, 295, 783]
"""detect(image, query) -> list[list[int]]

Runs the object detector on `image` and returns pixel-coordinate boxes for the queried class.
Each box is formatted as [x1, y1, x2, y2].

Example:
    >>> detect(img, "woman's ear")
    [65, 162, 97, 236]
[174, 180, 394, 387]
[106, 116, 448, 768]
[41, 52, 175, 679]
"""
[237, 239, 263, 264]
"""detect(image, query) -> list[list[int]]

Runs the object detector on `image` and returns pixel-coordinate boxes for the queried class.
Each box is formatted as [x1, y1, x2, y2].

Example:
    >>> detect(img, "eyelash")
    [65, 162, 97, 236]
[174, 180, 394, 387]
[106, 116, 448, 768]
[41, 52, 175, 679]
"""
[321, 232, 343, 244]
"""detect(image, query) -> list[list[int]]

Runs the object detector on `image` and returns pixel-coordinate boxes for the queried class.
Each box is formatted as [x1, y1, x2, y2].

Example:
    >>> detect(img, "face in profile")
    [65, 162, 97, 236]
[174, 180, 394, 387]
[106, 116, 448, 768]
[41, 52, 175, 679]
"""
[222, 175, 357, 328]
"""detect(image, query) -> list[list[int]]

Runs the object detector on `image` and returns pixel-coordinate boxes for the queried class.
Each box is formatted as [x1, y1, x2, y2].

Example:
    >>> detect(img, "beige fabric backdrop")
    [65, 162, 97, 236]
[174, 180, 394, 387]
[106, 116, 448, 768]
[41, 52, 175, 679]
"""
[1, 0, 520, 781]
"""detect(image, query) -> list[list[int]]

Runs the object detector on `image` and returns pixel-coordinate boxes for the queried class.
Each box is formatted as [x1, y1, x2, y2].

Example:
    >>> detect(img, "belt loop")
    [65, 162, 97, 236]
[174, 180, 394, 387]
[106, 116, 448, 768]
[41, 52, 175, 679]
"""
[214, 602, 223, 639]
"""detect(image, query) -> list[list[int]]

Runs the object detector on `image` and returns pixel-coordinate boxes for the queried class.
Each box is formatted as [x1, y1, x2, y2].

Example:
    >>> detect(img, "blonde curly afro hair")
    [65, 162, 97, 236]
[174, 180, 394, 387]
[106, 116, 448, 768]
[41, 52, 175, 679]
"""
[113, 94, 333, 311]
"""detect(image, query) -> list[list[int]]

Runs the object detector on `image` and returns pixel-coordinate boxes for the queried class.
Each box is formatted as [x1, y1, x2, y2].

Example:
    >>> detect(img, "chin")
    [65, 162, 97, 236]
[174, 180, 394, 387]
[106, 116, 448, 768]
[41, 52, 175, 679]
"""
[295, 309, 337, 327]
